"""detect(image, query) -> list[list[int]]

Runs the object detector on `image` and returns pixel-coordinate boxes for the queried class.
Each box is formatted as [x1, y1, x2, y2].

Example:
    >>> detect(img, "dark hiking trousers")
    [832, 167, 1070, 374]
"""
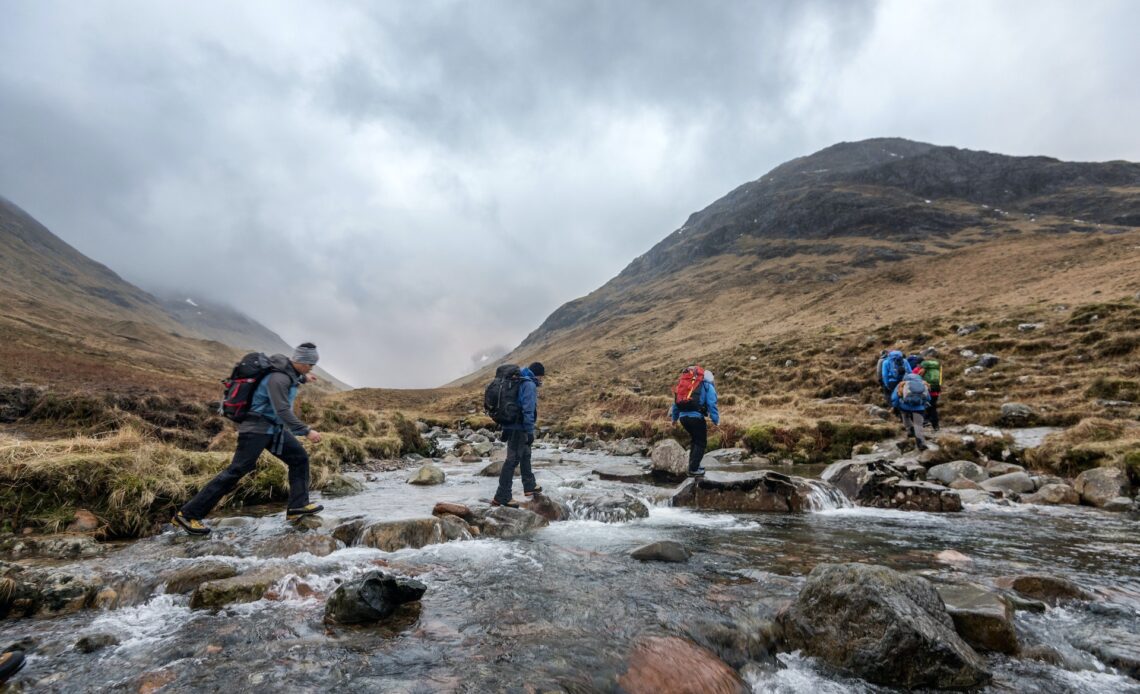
[926, 394, 941, 430]
[680, 416, 708, 472]
[182, 431, 311, 519]
[494, 429, 537, 504]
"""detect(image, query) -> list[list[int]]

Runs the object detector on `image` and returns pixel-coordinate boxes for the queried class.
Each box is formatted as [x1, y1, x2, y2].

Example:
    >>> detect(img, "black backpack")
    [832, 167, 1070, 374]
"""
[483, 364, 523, 426]
[219, 352, 276, 422]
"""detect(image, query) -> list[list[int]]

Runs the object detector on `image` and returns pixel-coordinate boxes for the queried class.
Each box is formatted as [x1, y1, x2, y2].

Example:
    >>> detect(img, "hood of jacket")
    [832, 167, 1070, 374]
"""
[268, 354, 302, 382]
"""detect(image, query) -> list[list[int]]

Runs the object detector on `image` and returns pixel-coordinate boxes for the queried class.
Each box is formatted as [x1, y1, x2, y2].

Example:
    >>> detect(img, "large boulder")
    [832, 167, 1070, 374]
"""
[522, 494, 572, 522]
[324, 570, 426, 624]
[670, 471, 827, 513]
[1074, 467, 1132, 508]
[980, 471, 1035, 495]
[357, 517, 470, 552]
[407, 463, 446, 485]
[469, 506, 549, 538]
[563, 491, 650, 522]
[322, 474, 366, 497]
[822, 460, 962, 512]
[927, 461, 988, 485]
[617, 636, 749, 694]
[650, 439, 689, 481]
[999, 402, 1034, 425]
[161, 561, 238, 595]
[1022, 483, 1080, 506]
[777, 563, 990, 689]
[630, 541, 690, 563]
[935, 583, 1019, 655]
[0, 565, 107, 618]
[190, 568, 287, 609]
[610, 438, 648, 456]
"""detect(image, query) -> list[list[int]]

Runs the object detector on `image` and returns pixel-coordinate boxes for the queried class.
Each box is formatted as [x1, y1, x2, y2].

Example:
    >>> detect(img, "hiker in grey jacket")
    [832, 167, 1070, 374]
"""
[174, 343, 324, 534]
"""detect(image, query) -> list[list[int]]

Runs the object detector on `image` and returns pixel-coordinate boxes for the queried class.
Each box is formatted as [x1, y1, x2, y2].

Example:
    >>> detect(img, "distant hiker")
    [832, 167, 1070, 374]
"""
[879, 350, 909, 408]
[906, 353, 923, 370]
[485, 361, 545, 508]
[0, 648, 25, 684]
[173, 343, 325, 535]
[892, 372, 932, 450]
[670, 366, 720, 477]
[913, 358, 943, 431]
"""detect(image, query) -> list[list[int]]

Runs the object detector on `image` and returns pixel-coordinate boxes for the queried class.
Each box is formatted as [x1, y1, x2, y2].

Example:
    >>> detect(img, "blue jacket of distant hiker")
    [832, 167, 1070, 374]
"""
[880, 350, 909, 390]
[891, 373, 932, 413]
[502, 367, 539, 433]
[670, 381, 720, 425]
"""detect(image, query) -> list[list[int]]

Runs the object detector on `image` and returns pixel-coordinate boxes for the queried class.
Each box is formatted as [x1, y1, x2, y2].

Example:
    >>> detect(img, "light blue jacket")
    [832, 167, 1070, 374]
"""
[891, 373, 932, 413]
[670, 381, 720, 425]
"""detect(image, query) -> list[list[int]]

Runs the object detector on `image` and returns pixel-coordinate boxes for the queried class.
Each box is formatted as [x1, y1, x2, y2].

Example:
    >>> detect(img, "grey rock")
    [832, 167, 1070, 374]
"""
[650, 439, 689, 481]
[1017, 323, 1042, 332]
[964, 366, 985, 376]
[977, 354, 1000, 368]
[672, 471, 827, 513]
[1022, 483, 1080, 506]
[927, 461, 988, 485]
[706, 448, 748, 462]
[957, 325, 980, 336]
[1103, 496, 1135, 512]
[998, 402, 1034, 425]
[610, 438, 648, 456]
[75, 633, 120, 653]
[936, 583, 1019, 655]
[631, 540, 690, 563]
[407, 463, 446, 485]
[981, 471, 1034, 495]
[324, 570, 426, 625]
[592, 463, 651, 483]
[985, 461, 1025, 476]
[955, 489, 1008, 506]
[253, 533, 340, 559]
[358, 517, 466, 552]
[322, 474, 366, 497]
[1004, 574, 1094, 605]
[777, 563, 990, 689]
[190, 568, 288, 609]
[822, 459, 962, 512]
[1074, 467, 1131, 508]
[865, 404, 890, 420]
[472, 441, 494, 456]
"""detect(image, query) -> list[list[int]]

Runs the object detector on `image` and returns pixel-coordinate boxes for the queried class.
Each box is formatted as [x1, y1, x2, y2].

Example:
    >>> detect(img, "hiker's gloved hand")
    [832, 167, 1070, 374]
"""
[526, 433, 535, 445]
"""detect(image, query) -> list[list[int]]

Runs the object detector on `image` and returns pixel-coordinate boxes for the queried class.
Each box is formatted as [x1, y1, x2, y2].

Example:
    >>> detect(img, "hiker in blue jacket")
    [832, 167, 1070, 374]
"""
[493, 361, 545, 507]
[892, 372, 932, 450]
[671, 369, 720, 476]
[879, 350, 909, 409]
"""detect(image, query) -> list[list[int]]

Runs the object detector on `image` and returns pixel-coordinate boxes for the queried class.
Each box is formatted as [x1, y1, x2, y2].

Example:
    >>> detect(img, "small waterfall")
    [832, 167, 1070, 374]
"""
[803, 480, 853, 511]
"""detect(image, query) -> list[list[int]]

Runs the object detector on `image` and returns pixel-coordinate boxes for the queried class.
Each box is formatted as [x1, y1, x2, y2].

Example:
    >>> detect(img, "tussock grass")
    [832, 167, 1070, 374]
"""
[1024, 418, 1140, 477]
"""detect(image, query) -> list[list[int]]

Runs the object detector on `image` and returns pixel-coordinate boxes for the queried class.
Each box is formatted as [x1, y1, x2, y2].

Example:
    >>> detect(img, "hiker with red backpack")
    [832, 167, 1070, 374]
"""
[485, 361, 545, 508]
[173, 343, 325, 535]
[670, 366, 720, 477]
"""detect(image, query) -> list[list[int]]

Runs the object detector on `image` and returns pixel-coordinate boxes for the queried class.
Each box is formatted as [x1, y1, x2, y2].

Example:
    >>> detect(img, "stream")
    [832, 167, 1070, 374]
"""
[1, 442, 1138, 693]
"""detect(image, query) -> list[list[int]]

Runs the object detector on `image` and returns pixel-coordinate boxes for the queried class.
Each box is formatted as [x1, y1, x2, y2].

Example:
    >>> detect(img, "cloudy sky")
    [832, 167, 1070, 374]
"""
[2, 1, 1137, 387]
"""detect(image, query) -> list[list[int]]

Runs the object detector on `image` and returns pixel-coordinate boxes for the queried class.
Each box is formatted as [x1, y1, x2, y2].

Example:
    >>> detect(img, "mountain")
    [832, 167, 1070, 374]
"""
[439, 139, 1140, 427]
[0, 196, 346, 397]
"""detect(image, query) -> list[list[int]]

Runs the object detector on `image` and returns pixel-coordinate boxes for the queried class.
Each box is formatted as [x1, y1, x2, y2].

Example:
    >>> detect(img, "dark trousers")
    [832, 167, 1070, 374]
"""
[927, 394, 941, 430]
[680, 416, 707, 472]
[182, 431, 311, 519]
[494, 430, 536, 504]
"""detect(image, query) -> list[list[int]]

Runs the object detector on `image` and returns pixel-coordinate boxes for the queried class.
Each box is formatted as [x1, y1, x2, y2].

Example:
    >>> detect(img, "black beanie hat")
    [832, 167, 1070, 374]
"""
[528, 361, 546, 376]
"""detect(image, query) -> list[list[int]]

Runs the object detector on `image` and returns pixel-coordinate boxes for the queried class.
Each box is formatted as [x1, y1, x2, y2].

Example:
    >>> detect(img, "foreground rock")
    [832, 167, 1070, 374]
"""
[161, 561, 238, 594]
[1001, 574, 1095, 605]
[777, 563, 990, 689]
[822, 460, 962, 512]
[522, 494, 572, 522]
[936, 583, 1019, 654]
[592, 463, 652, 483]
[617, 636, 749, 694]
[926, 460, 988, 485]
[650, 439, 689, 481]
[671, 471, 826, 512]
[468, 506, 550, 538]
[1022, 483, 1080, 506]
[0, 534, 103, 560]
[324, 570, 426, 624]
[407, 463, 446, 485]
[1074, 467, 1132, 508]
[564, 491, 650, 522]
[630, 541, 690, 563]
[356, 517, 471, 552]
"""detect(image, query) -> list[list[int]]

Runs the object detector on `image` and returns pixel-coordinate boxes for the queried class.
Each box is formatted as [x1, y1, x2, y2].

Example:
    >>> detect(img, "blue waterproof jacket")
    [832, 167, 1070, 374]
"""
[880, 350, 908, 390]
[502, 367, 539, 433]
[670, 381, 720, 425]
[891, 373, 932, 413]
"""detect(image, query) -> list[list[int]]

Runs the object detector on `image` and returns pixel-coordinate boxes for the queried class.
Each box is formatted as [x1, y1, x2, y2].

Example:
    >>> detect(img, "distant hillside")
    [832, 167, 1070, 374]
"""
[0, 196, 346, 398]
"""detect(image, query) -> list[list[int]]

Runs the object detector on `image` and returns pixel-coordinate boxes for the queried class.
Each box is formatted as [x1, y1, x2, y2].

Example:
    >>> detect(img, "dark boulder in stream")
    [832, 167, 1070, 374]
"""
[630, 540, 690, 563]
[822, 459, 963, 511]
[324, 570, 426, 625]
[777, 563, 991, 689]
[670, 471, 833, 512]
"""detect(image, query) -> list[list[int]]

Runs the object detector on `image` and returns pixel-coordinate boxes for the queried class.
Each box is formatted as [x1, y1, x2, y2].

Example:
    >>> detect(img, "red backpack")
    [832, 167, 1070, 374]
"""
[673, 366, 706, 413]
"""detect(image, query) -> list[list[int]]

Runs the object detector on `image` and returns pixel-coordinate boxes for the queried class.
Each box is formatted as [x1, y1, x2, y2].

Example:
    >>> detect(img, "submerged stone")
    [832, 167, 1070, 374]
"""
[324, 570, 426, 625]
[617, 636, 749, 694]
[1002, 574, 1094, 605]
[190, 568, 287, 610]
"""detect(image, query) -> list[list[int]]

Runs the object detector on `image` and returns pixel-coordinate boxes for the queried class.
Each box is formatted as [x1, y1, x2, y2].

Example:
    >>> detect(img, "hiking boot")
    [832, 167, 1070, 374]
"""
[172, 511, 211, 536]
[524, 486, 544, 498]
[0, 650, 25, 683]
[916, 442, 929, 451]
[688, 467, 706, 477]
[491, 499, 520, 509]
[286, 503, 324, 521]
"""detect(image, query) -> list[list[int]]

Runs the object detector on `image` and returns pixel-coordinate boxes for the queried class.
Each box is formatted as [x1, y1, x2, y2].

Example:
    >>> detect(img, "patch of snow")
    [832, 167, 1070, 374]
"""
[924, 199, 932, 204]
[185, 298, 198, 307]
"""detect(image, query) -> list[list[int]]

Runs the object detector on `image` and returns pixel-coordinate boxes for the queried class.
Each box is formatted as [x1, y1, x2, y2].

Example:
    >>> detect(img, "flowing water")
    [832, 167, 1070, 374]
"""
[2, 445, 1138, 693]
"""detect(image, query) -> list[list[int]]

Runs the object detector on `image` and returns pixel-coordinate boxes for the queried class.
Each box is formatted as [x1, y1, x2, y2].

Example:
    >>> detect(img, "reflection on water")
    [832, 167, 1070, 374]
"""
[1, 445, 1138, 692]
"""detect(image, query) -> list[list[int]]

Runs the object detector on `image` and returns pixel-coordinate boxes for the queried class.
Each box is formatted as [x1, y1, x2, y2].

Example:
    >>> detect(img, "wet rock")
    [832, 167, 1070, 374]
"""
[610, 438, 648, 456]
[617, 636, 749, 694]
[490, 447, 508, 463]
[592, 463, 651, 483]
[459, 454, 482, 463]
[949, 477, 984, 491]
[0, 534, 103, 560]
[955, 489, 1007, 506]
[431, 502, 474, 521]
[472, 441, 494, 457]
[957, 324, 980, 336]
[253, 533, 339, 558]
[75, 633, 120, 653]
[671, 471, 825, 513]
[324, 570, 427, 625]
[1022, 644, 1065, 665]
[522, 494, 572, 522]
[650, 439, 689, 481]
[211, 517, 254, 529]
[686, 616, 781, 669]
[357, 518, 456, 552]
[190, 568, 287, 609]
[977, 354, 1000, 369]
[985, 461, 1025, 476]
[866, 404, 890, 420]
[407, 463, 446, 485]
[478, 460, 517, 477]
[936, 583, 1019, 654]
[470, 506, 549, 538]
[332, 518, 366, 545]
[1, 566, 105, 618]
[67, 509, 101, 533]
[321, 474, 365, 497]
[981, 471, 1034, 495]
[1022, 483, 1080, 506]
[1103, 496, 1136, 512]
[998, 402, 1034, 425]
[777, 563, 990, 689]
[162, 561, 238, 594]
[1002, 574, 1094, 605]
[564, 491, 651, 522]
[1070, 626, 1140, 679]
[1074, 467, 1132, 508]
[706, 448, 748, 463]
[822, 460, 962, 512]
[631, 541, 690, 563]
[927, 460, 988, 485]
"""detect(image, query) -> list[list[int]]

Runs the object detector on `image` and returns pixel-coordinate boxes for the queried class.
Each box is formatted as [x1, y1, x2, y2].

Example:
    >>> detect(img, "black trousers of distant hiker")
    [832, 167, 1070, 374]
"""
[680, 417, 708, 472]
[182, 431, 310, 519]
[495, 430, 537, 504]
[926, 394, 941, 430]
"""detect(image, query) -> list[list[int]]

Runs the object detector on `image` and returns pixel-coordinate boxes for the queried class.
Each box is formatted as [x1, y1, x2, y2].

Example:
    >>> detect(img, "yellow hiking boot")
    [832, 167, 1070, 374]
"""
[286, 503, 324, 522]
[172, 512, 211, 536]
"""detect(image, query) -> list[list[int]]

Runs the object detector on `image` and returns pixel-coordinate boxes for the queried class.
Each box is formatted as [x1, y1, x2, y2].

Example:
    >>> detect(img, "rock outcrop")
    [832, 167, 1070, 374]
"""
[822, 460, 962, 512]
[1074, 467, 1131, 508]
[650, 439, 689, 481]
[671, 471, 824, 512]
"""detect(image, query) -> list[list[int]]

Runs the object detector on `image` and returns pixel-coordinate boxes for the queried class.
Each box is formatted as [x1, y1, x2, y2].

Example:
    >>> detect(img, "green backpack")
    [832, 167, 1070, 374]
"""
[920, 359, 942, 389]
